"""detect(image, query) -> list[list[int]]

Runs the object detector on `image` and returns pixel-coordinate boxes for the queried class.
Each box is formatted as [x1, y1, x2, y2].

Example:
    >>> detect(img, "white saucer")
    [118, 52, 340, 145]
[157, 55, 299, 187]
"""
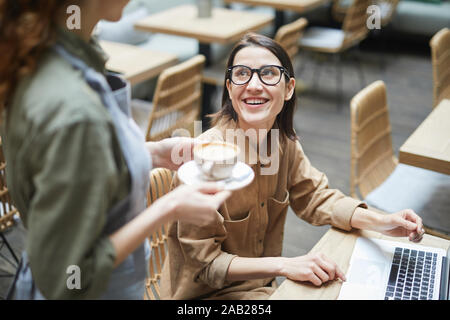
[178, 161, 254, 191]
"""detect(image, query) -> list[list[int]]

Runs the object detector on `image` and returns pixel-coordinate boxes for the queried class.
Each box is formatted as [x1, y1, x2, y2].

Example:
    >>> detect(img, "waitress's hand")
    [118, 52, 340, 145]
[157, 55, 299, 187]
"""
[159, 183, 231, 226]
[146, 137, 200, 170]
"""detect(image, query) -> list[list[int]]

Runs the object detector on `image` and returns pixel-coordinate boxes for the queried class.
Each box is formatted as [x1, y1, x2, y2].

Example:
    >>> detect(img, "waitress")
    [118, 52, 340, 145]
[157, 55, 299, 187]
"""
[0, 0, 230, 299]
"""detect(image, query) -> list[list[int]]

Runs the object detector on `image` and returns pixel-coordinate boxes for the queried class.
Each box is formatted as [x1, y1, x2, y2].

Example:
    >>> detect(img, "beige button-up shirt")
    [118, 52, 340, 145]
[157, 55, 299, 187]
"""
[160, 119, 366, 300]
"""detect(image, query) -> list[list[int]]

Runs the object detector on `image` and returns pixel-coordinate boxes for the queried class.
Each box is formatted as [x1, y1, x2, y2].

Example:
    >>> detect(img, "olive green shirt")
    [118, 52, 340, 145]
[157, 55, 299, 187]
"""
[1, 28, 130, 299]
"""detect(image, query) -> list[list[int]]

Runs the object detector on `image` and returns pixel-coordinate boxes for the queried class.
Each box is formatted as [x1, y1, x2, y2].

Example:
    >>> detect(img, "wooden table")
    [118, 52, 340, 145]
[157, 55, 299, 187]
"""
[224, 0, 329, 32]
[99, 40, 178, 85]
[399, 99, 450, 175]
[225, 0, 328, 13]
[269, 227, 450, 300]
[134, 4, 273, 64]
[134, 4, 273, 127]
[134, 4, 273, 46]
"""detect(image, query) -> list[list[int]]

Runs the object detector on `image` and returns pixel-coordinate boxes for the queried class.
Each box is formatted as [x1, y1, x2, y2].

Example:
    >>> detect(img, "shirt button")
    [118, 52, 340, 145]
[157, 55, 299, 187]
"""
[261, 202, 264, 207]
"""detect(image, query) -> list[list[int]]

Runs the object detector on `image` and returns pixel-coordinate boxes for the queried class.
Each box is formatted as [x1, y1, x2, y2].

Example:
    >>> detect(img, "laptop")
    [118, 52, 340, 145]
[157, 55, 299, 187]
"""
[338, 237, 449, 300]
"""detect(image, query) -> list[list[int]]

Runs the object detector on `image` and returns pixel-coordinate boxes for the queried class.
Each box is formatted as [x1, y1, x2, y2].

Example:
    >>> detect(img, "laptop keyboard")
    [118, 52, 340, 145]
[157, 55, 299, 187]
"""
[385, 247, 438, 300]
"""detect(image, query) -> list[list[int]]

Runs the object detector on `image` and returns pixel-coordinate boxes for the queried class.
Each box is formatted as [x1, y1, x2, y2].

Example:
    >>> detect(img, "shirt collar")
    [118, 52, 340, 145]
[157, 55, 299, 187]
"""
[55, 26, 108, 74]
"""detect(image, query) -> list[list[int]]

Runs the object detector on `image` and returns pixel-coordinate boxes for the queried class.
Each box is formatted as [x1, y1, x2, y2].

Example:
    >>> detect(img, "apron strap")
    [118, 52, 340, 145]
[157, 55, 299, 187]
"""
[5, 254, 24, 300]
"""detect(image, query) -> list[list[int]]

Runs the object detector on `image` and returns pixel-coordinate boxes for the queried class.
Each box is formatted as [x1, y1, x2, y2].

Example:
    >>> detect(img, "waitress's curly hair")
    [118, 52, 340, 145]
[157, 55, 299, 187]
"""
[0, 0, 68, 116]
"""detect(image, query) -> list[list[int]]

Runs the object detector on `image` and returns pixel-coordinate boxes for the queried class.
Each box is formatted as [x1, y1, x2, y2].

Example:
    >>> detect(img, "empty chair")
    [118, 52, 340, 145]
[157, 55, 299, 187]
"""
[430, 28, 450, 108]
[131, 55, 205, 141]
[144, 168, 174, 300]
[331, 0, 350, 23]
[274, 18, 308, 64]
[377, 0, 400, 28]
[350, 80, 450, 239]
[274, 18, 309, 93]
[299, 0, 370, 104]
[332, 0, 400, 28]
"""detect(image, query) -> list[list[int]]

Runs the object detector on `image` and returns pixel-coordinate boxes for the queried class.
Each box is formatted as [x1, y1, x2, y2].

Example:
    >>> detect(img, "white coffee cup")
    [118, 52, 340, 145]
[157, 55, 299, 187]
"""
[196, 0, 212, 18]
[194, 141, 240, 180]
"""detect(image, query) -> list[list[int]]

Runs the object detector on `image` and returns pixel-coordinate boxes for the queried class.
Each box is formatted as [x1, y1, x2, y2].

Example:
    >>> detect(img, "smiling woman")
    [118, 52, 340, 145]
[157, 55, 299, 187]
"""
[213, 33, 297, 140]
[160, 33, 427, 300]
[224, 46, 295, 134]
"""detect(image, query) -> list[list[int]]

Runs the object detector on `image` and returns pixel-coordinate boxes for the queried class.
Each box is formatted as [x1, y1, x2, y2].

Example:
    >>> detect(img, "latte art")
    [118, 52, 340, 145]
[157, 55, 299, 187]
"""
[194, 142, 240, 180]
[196, 144, 237, 161]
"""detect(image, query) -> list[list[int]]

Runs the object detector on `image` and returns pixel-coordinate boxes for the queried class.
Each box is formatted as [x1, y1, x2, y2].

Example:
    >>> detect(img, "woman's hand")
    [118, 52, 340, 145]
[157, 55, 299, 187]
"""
[351, 208, 425, 242]
[146, 137, 200, 170]
[372, 209, 425, 242]
[280, 253, 346, 286]
[157, 183, 231, 226]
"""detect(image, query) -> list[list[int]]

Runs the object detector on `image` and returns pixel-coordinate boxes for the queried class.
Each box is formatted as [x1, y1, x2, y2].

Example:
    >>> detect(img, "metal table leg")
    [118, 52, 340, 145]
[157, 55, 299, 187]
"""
[274, 10, 285, 37]
[0, 232, 19, 264]
[199, 42, 216, 131]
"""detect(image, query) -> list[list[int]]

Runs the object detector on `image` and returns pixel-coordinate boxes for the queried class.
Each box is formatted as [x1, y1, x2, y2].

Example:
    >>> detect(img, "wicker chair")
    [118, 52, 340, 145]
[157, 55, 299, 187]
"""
[350, 80, 396, 199]
[144, 168, 174, 300]
[299, 0, 370, 105]
[331, 0, 349, 24]
[430, 28, 450, 108]
[274, 18, 309, 93]
[332, 0, 399, 27]
[0, 139, 20, 273]
[350, 81, 450, 239]
[274, 18, 308, 63]
[377, 0, 400, 28]
[131, 55, 205, 141]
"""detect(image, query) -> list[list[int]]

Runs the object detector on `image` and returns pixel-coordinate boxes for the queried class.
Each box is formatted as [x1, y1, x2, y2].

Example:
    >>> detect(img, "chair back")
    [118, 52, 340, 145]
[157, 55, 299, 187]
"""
[331, 0, 348, 23]
[350, 80, 397, 199]
[332, 0, 399, 27]
[274, 18, 308, 62]
[430, 28, 450, 108]
[376, 0, 400, 27]
[146, 55, 205, 141]
[0, 139, 18, 231]
[144, 168, 174, 300]
[342, 0, 370, 50]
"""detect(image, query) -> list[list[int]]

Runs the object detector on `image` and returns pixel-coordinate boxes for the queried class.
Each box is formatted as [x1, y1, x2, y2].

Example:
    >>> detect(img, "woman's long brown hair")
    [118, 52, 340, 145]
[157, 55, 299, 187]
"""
[0, 0, 67, 116]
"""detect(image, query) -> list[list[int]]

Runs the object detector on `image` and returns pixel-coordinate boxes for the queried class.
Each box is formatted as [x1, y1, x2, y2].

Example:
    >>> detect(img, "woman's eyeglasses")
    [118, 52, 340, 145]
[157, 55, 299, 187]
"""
[227, 65, 290, 86]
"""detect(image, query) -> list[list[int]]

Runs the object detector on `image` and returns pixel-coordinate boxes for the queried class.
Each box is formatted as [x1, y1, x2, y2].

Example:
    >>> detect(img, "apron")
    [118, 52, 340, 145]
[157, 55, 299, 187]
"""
[7, 44, 151, 299]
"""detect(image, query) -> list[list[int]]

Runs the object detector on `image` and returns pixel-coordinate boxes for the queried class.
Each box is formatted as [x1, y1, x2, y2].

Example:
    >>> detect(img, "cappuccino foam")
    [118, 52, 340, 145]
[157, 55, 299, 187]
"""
[196, 144, 237, 161]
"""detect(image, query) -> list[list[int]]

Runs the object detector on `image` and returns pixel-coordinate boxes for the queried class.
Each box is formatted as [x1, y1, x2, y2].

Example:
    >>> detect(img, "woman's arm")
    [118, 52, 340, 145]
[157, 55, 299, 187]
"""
[350, 207, 425, 242]
[288, 140, 425, 241]
[111, 137, 231, 267]
[109, 183, 231, 267]
[225, 207, 425, 286]
[146, 137, 198, 170]
[226, 254, 346, 286]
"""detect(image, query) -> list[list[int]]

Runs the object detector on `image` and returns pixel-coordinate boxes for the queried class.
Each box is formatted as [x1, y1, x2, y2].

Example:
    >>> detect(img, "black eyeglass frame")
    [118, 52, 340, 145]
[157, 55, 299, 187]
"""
[227, 65, 291, 86]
